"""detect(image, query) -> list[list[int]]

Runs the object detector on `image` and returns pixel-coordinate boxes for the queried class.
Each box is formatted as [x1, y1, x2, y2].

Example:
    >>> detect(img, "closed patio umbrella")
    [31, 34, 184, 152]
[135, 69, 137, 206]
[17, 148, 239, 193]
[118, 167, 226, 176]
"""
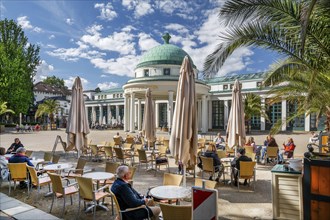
[142, 88, 156, 149]
[226, 79, 246, 153]
[66, 77, 90, 157]
[169, 56, 198, 186]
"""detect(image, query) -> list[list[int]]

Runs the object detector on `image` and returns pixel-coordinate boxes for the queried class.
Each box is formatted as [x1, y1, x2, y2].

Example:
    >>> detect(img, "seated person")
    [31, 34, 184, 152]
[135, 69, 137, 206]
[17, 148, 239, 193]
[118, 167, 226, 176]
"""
[0, 147, 8, 169]
[231, 148, 252, 186]
[113, 132, 124, 143]
[199, 143, 224, 182]
[214, 132, 225, 150]
[135, 131, 144, 144]
[278, 138, 295, 163]
[245, 137, 261, 162]
[308, 131, 319, 144]
[6, 138, 24, 154]
[261, 135, 278, 163]
[35, 124, 41, 131]
[8, 147, 34, 188]
[111, 165, 160, 220]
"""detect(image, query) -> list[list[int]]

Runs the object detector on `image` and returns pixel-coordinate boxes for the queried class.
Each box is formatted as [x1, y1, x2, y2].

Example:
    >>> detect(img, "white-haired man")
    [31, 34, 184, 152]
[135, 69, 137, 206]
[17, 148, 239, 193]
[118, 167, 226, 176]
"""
[111, 165, 160, 220]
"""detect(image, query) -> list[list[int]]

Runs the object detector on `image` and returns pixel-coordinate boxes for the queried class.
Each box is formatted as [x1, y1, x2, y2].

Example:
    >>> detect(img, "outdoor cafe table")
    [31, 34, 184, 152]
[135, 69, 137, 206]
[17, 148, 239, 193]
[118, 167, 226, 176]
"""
[82, 172, 115, 211]
[149, 185, 191, 204]
[43, 163, 72, 174]
[220, 157, 235, 184]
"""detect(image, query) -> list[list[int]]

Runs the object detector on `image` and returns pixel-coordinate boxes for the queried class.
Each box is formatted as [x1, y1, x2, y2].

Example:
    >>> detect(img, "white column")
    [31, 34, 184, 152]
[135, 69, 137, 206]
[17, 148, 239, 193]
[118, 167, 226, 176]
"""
[208, 100, 212, 130]
[116, 105, 119, 120]
[92, 106, 96, 124]
[107, 104, 111, 124]
[305, 113, 310, 131]
[99, 105, 103, 124]
[130, 92, 135, 132]
[155, 102, 159, 128]
[168, 91, 174, 131]
[124, 94, 129, 132]
[224, 100, 229, 130]
[202, 95, 208, 133]
[198, 100, 202, 131]
[260, 98, 266, 131]
[281, 99, 287, 131]
[137, 99, 142, 131]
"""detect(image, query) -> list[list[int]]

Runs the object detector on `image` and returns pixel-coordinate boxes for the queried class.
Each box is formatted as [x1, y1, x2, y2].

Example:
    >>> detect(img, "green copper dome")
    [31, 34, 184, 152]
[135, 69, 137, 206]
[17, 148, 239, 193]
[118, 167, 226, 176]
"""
[136, 33, 194, 69]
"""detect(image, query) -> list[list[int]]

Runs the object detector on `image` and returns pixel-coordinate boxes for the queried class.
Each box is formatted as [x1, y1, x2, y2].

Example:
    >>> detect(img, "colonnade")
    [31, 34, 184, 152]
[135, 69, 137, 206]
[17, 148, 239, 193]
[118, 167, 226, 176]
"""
[86, 104, 122, 125]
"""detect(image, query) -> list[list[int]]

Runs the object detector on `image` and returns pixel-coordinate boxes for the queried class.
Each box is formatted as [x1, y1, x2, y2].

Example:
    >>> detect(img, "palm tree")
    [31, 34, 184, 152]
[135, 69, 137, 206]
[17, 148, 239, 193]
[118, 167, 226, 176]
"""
[244, 93, 268, 133]
[204, 0, 330, 133]
[35, 99, 59, 125]
[0, 101, 15, 115]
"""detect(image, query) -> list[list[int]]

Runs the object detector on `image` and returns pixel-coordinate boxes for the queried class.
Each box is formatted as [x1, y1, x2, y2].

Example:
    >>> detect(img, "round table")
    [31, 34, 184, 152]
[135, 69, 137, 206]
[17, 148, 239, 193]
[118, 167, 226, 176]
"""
[43, 163, 72, 173]
[82, 172, 114, 182]
[149, 185, 191, 204]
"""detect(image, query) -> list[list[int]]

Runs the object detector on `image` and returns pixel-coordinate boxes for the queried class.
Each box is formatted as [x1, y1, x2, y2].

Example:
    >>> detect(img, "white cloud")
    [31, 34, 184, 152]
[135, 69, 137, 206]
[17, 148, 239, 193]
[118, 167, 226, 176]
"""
[17, 16, 33, 29]
[49, 34, 55, 39]
[95, 3, 118, 21]
[97, 81, 119, 90]
[138, 33, 160, 52]
[47, 41, 105, 62]
[90, 55, 139, 77]
[178, 10, 255, 76]
[64, 76, 89, 89]
[81, 25, 136, 55]
[165, 24, 189, 35]
[100, 74, 108, 78]
[122, 0, 154, 18]
[34, 60, 54, 82]
[17, 16, 43, 32]
[66, 18, 74, 25]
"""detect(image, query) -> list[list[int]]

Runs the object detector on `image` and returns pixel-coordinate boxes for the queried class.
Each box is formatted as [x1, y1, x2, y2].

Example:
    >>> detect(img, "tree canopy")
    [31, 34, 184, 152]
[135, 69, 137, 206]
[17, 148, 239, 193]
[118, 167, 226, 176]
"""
[204, 0, 330, 132]
[43, 75, 65, 88]
[0, 19, 40, 115]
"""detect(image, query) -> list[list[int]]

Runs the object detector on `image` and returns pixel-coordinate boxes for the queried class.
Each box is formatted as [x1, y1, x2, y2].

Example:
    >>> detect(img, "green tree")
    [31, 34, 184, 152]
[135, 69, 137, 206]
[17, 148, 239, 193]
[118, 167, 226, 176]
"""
[244, 93, 268, 133]
[43, 75, 65, 88]
[35, 99, 59, 124]
[204, 0, 330, 132]
[0, 19, 40, 115]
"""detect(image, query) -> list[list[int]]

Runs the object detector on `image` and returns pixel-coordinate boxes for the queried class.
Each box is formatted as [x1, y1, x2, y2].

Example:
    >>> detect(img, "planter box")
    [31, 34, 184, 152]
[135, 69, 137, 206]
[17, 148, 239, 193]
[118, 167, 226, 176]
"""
[303, 156, 330, 220]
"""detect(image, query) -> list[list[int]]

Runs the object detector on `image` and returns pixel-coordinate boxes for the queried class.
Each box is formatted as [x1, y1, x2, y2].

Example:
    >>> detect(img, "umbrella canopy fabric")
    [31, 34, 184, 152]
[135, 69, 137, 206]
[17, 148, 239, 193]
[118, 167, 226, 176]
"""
[226, 79, 246, 149]
[66, 77, 90, 155]
[169, 56, 198, 167]
[142, 88, 156, 144]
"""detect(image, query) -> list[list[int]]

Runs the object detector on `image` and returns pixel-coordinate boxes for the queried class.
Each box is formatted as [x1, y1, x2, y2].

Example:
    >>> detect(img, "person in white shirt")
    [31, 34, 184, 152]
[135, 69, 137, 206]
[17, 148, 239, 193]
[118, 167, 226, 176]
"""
[214, 132, 225, 150]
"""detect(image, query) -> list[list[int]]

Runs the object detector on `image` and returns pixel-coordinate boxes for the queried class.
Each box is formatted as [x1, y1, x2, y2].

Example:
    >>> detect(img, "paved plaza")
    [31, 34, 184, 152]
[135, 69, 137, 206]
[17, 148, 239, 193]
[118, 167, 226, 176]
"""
[0, 128, 311, 219]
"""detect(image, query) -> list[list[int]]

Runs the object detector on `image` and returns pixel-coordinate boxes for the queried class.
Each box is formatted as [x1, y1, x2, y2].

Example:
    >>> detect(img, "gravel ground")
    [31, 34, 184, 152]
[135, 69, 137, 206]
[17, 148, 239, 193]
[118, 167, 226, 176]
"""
[0, 128, 311, 219]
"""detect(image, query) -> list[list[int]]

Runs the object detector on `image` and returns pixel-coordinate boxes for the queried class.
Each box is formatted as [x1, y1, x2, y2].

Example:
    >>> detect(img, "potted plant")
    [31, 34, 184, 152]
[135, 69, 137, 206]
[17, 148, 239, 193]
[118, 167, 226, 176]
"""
[0, 101, 15, 132]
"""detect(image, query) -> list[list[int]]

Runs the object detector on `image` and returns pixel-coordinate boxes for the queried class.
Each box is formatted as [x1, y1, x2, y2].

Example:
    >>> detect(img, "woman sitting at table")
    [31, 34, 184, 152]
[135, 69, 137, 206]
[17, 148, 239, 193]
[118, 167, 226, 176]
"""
[278, 137, 296, 164]
[199, 143, 224, 182]
[6, 138, 24, 154]
[0, 147, 8, 169]
[245, 137, 261, 162]
[111, 165, 160, 220]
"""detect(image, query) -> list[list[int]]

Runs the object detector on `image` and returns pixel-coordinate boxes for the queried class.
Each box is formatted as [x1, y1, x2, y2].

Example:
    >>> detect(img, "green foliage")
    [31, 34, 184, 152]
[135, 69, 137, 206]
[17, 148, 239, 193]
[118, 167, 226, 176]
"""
[244, 93, 268, 133]
[43, 75, 65, 88]
[0, 101, 15, 115]
[0, 19, 40, 115]
[204, 0, 330, 133]
[35, 99, 59, 124]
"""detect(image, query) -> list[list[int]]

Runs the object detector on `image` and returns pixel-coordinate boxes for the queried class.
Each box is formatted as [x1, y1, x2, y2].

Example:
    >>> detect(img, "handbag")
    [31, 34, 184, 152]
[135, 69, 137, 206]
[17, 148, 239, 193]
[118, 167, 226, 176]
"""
[0, 167, 9, 182]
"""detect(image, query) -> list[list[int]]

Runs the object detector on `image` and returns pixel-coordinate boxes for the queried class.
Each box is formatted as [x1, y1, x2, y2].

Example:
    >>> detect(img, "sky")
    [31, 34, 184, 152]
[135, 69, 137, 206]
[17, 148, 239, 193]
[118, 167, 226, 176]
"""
[1, 0, 279, 91]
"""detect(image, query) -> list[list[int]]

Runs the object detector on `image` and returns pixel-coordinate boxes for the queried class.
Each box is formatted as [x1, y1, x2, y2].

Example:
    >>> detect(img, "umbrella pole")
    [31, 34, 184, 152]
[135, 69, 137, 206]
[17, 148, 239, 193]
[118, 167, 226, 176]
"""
[183, 165, 186, 187]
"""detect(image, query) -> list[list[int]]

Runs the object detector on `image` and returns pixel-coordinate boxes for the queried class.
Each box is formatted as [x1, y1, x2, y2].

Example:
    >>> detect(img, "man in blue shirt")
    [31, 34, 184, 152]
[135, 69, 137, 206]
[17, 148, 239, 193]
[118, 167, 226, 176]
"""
[8, 147, 34, 188]
[111, 165, 160, 220]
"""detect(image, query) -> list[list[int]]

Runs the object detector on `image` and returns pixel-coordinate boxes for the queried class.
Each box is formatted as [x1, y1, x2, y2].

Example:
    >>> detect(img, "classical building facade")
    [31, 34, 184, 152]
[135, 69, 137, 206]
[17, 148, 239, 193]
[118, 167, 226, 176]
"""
[84, 34, 323, 132]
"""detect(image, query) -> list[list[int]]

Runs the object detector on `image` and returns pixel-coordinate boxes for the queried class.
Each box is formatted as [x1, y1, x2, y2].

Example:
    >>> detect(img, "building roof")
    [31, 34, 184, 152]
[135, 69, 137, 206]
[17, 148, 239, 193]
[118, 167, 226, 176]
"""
[33, 82, 70, 95]
[98, 87, 124, 94]
[206, 72, 267, 84]
[136, 33, 195, 69]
